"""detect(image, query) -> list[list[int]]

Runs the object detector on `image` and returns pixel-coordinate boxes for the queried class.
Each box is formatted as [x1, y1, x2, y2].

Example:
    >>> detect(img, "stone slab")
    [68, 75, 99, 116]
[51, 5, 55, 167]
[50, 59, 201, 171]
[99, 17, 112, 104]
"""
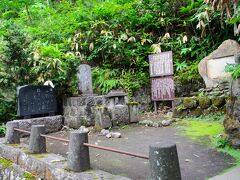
[207, 56, 235, 79]
[13, 115, 63, 135]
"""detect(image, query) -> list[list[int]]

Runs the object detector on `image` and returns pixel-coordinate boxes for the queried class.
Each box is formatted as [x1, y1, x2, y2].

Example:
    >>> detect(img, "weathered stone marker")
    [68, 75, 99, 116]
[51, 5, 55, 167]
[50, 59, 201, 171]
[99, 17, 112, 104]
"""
[198, 39, 240, 88]
[5, 121, 20, 144]
[17, 85, 57, 117]
[77, 64, 93, 95]
[67, 131, 90, 172]
[149, 142, 181, 180]
[29, 125, 46, 153]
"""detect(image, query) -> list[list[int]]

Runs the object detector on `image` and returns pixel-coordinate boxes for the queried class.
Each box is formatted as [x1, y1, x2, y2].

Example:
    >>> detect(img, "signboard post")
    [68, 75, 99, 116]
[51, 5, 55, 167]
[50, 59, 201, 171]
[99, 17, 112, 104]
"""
[148, 51, 175, 112]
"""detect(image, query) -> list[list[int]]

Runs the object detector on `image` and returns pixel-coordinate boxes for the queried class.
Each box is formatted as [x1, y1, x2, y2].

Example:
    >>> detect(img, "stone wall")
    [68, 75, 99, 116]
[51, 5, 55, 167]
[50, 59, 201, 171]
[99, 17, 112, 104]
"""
[132, 87, 152, 112]
[175, 81, 204, 97]
[173, 96, 226, 118]
[63, 96, 106, 128]
[63, 96, 131, 129]
[198, 81, 230, 97]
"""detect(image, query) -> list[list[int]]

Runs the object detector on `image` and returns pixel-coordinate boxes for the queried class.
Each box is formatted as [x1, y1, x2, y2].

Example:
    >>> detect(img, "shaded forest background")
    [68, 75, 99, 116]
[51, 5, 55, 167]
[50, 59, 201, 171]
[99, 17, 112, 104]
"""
[0, 0, 239, 121]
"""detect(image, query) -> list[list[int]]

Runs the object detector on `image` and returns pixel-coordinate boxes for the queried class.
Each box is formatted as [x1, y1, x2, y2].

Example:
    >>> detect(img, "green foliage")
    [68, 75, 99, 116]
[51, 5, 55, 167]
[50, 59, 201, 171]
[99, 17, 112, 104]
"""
[92, 67, 121, 94]
[0, 124, 6, 136]
[0, 0, 238, 121]
[225, 63, 240, 79]
[212, 135, 229, 148]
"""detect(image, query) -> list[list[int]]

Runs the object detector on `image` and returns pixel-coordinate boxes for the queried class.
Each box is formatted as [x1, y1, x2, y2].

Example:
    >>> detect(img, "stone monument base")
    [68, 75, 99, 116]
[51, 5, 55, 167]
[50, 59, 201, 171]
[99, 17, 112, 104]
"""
[12, 115, 63, 135]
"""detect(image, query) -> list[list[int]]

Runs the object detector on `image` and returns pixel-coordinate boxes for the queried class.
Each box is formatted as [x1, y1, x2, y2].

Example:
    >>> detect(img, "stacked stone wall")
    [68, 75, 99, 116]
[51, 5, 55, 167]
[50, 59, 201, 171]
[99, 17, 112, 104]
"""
[173, 96, 226, 118]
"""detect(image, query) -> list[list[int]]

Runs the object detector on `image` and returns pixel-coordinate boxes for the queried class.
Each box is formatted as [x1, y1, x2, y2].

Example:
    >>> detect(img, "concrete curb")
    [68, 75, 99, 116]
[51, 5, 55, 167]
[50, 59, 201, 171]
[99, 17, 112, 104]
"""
[0, 139, 131, 180]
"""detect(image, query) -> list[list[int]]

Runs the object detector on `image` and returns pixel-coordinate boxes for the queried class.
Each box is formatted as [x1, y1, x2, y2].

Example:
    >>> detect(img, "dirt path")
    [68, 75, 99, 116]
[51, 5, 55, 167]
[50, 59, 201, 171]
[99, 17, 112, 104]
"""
[22, 124, 235, 180]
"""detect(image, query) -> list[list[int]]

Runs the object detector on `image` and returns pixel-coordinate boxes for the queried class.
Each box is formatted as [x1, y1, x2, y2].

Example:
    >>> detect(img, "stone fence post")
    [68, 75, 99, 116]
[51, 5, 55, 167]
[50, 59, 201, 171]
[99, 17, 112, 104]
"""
[5, 121, 20, 144]
[149, 143, 181, 180]
[29, 125, 46, 154]
[67, 131, 90, 172]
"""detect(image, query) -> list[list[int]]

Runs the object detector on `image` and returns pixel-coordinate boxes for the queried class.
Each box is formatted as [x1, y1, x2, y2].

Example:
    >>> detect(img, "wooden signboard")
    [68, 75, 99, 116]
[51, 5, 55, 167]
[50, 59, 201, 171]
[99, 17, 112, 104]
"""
[149, 51, 173, 77]
[151, 76, 175, 101]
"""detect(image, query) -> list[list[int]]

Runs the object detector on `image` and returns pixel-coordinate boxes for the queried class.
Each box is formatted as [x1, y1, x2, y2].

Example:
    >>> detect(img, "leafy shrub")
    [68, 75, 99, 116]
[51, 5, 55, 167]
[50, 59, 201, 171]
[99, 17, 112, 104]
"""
[225, 63, 240, 79]
[0, 124, 6, 136]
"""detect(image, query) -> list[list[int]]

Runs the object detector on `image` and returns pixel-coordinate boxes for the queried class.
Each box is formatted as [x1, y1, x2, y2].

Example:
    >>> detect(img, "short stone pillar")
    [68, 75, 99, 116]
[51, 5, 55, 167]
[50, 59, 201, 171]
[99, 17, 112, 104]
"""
[5, 121, 20, 144]
[77, 64, 93, 95]
[29, 125, 46, 154]
[67, 131, 90, 172]
[149, 143, 181, 180]
[128, 103, 139, 123]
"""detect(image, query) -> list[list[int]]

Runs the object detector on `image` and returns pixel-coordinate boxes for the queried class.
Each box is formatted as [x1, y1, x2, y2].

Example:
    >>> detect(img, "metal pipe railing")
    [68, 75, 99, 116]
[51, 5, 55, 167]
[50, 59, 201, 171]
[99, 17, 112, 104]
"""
[13, 128, 148, 159]
[83, 143, 149, 159]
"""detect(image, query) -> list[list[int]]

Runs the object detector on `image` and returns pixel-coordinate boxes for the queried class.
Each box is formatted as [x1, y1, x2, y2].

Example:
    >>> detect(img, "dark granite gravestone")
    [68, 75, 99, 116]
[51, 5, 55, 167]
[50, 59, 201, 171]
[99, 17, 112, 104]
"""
[17, 85, 57, 117]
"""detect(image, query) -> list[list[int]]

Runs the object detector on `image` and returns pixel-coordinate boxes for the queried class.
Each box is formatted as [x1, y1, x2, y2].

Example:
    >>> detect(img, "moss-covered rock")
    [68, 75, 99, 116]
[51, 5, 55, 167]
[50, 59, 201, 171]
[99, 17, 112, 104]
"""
[211, 96, 225, 107]
[174, 98, 183, 107]
[198, 97, 211, 109]
[172, 108, 188, 118]
[188, 107, 202, 117]
[203, 105, 219, 115]
[183, 97, 198, 109]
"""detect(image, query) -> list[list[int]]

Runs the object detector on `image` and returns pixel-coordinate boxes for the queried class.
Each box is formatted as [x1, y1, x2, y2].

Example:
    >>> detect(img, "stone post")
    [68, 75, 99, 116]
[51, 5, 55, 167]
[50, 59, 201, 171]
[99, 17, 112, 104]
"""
[149, 143, 181, 180]
[5, 121, 20, 144]
[77, 64, 93, 95]
[29, 125, 46, 154]
[128, 103, 139, 123]
[67, 131, 90, 172]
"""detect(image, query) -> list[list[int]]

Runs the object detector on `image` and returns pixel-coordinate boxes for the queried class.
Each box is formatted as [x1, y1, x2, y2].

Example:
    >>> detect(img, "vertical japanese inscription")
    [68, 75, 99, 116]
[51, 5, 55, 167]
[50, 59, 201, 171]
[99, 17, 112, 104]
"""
[149, 51, 175, 101]
[149, 51, 173, 77]
[151, 77, 175, 101]
[17, 85, 57, 117]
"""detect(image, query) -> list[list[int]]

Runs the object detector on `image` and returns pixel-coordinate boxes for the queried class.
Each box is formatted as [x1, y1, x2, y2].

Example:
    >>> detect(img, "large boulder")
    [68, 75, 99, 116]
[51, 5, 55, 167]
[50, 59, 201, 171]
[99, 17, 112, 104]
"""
[198, 40, 240, 88]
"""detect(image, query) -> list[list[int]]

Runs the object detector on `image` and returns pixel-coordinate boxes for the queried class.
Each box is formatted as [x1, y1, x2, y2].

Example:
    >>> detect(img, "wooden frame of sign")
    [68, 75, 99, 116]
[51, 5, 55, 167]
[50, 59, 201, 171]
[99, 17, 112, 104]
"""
[148, 51, 175, 112]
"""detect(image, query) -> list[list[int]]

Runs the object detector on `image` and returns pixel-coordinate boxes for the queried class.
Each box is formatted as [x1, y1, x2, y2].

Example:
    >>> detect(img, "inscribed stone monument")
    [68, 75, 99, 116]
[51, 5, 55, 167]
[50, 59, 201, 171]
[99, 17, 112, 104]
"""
[77, 64, 93, 95]
[17, 85, 57, 117]
[198, 39, 240, 88]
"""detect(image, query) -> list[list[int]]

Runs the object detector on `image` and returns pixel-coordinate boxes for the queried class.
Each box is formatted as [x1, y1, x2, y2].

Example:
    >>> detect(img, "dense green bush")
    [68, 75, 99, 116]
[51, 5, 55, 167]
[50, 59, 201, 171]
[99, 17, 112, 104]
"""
[0, 0, 239, 121]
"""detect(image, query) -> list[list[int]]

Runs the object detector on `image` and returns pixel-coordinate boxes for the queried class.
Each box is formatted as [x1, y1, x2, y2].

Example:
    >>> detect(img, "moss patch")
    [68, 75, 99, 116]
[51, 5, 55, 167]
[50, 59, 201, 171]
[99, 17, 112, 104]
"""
[178, 120, 224, 140]
[183, 97, 198, 109]
[5, 144, 21, 148]
[24, 150, 48, 158]
[178, 118, 240, 166]
[22, 172, 36, 180]
[198, 97, 211, 109]
[0, 157, 13, 168]
[96, 106, 108, 110]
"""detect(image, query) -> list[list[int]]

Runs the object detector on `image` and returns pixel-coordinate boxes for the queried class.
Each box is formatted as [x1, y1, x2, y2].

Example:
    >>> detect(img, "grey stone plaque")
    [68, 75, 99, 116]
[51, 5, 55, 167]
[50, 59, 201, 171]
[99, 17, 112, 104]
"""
[17, 85, 57, 117]
[77, 64, 93, 95]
